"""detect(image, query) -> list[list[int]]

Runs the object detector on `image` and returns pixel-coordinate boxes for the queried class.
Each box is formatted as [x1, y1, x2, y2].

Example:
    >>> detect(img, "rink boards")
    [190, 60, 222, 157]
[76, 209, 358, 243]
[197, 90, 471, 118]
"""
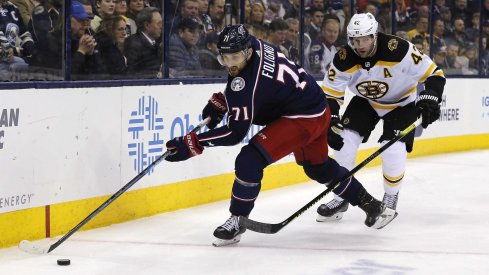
[1, 79, 488, 248]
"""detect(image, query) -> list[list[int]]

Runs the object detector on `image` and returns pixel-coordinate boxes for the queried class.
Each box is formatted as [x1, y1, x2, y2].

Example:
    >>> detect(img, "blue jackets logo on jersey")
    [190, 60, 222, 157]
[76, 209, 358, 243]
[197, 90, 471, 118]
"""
[231, 77, 245, 91]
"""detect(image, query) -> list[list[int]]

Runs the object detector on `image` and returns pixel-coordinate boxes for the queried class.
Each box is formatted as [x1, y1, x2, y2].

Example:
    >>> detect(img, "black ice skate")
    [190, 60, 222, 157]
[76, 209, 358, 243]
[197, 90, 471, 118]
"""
[358, 189, 398, 229]
[212, 215, 246, 247]
[316, 198, 349, 222]
[382, 192, 399, 210]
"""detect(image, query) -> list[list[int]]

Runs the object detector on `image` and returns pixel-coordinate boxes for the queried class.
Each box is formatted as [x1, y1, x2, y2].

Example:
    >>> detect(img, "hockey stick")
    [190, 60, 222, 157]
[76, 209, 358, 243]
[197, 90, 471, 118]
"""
[239, 117, 423, 234]
[19, 117, 210, 254]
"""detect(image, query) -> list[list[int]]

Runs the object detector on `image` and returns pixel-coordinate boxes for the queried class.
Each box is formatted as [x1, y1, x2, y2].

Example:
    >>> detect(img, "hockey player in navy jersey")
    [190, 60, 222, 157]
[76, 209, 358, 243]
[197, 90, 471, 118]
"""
[317, 13, 445, 222]
[165, 24, 396, 246]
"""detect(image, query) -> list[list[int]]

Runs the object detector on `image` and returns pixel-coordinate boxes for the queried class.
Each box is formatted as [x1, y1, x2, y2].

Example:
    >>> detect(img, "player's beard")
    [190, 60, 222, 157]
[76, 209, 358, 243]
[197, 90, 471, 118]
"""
[228, 58, 248, 77]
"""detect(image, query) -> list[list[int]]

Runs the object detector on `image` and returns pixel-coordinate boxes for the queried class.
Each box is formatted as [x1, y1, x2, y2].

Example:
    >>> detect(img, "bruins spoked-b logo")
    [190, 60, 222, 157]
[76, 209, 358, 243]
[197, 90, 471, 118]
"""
[356, 81, 389, 99]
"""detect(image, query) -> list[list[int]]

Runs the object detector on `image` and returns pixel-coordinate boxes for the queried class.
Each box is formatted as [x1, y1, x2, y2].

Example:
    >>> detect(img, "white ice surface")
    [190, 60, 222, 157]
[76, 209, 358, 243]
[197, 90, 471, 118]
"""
[1, 150, 488, 275]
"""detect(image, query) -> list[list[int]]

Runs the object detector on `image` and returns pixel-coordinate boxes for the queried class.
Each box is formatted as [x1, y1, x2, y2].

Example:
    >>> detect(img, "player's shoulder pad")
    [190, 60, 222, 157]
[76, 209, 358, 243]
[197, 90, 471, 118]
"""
[331, 45, 360, 72]
[376, 32, 410, 62]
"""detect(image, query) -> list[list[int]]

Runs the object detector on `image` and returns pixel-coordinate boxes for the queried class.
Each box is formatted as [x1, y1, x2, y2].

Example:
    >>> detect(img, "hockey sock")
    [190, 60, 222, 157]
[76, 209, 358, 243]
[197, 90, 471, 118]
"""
[230, 145, 268, 216]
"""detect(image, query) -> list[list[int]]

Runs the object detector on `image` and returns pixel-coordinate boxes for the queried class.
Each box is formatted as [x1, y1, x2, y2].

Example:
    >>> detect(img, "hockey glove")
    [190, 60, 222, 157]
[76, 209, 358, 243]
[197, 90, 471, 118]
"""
[165, 132, 203, 162]
[328, 116, 344, 151]
[416, 89, 441, 129]
[202, 92, 227, 129]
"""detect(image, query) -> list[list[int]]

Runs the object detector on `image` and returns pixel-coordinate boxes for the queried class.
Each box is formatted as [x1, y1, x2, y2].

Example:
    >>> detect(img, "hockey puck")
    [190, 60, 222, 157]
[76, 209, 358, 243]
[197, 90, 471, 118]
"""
[57, 259, 71, 266]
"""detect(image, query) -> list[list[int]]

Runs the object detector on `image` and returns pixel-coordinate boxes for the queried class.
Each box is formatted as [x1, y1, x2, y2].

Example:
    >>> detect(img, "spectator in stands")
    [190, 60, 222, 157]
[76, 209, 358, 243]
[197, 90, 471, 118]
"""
[70, 0, 104, 79]
[243, 0, 251, 21]
[407, 15, 429, 41]
[92, 0, 116, 32]
[126, 0, 144, 25]
[94, 15, 128, 79]
[308, 9, 324, 41]
[198, 30, 224, 76]
[197, 0, 215, 33]
[114, 0, 133, 35]
[458, 43, 478, 74]
[310, 0, 325, 12]
[432, 18, 446, 50]
[28, 0, 61, 72]
[407, 0, 428, 20]
[326, 0, 345, 32]
[10, 0, 38, 26]
[284, 0, 300, 19]
[411, 35, 428, 54]
[451, 0, 472, 28]
[439, 6, 453, 35]
[445, 17, 469, 50]
[433, 0, 448, 21]
[124, 7, 162, 78]
[0, 0, 35, 63]
[432, 44, 449, 69]
[265, 0, 284, 22]
[265, 19, 289, 56]
[308, 15, 340, 75]
[208, 0, 226, 31]
[284, 17, 300, 64]
[484, 0, 489, 25]
[246, 1, 267, 40]
[480, 37, 489, 76]
[446, 42, 463, 70]
[0, 31, 29, 81]
[466, 12, 480, 42]
[169, 17, 202, 77]
[172, 0, 200, 34]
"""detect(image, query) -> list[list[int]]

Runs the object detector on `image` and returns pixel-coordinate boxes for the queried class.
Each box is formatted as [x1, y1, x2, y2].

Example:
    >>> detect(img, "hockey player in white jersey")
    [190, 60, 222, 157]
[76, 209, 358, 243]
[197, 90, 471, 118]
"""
[317, 13, 445, 222]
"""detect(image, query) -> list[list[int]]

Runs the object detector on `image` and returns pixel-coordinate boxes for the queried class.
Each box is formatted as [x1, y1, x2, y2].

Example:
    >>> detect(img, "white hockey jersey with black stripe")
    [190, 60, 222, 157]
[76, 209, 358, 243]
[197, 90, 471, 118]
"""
[321, 32, 445, 117]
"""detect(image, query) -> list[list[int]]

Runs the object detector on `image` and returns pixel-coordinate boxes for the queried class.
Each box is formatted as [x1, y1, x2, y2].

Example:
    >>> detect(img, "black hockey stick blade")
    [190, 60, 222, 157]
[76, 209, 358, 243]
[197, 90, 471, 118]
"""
[240, 117, 422, 234]
[19, 117, 210, 254]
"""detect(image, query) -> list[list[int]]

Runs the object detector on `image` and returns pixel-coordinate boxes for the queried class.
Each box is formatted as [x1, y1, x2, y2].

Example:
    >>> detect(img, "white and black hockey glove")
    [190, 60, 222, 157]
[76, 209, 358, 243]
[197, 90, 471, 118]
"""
[416, 89, 441, 129]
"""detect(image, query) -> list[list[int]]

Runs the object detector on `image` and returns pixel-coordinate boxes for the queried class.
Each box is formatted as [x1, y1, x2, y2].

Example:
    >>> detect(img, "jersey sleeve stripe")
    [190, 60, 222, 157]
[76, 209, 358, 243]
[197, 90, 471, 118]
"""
[434, 70, 445, 77]
[419, 63, 437, 82]
[399, 86, 417, 99]
[368, 101, 400, 110]
[376, 61, 400, 67]
[321, 85, 344, 97]
[344, 65, 362, 73]
[326, 95, 344, 105]
[199, 131, 233, 142]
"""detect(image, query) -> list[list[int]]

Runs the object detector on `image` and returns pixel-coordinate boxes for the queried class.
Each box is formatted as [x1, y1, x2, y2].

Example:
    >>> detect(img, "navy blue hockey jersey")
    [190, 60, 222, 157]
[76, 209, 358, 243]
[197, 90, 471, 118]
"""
[198, 38, 327, 147]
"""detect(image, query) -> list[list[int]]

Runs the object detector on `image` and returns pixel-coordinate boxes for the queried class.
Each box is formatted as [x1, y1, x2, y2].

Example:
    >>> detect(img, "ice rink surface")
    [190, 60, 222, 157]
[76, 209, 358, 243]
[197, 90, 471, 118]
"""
[1, 150, 488, 275]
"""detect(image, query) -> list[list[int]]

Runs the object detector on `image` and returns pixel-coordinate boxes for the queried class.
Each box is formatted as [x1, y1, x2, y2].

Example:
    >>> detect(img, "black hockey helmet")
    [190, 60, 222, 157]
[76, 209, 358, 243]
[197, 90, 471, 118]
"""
[217, 24, 252, 54]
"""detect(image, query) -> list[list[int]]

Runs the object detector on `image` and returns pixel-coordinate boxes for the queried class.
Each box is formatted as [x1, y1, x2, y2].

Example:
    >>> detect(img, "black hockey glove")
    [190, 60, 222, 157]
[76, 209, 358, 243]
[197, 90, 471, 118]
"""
[165, 132, 203, 162]
[416, 89, 441, 129]
[202, 92, 227, 129]
[328, 115, 344, 151]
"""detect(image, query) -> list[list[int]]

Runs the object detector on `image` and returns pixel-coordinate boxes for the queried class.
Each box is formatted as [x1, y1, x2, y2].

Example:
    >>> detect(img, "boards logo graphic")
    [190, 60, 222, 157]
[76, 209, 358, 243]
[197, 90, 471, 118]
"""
[127, 96, 164, 175]
[0, 108, 20, 150]
[483, 96, 489, 118]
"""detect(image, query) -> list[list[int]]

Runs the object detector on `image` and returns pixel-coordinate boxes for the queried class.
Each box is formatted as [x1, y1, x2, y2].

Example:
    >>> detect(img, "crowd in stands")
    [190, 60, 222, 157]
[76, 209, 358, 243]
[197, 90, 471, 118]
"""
[0, 0, 488, 81]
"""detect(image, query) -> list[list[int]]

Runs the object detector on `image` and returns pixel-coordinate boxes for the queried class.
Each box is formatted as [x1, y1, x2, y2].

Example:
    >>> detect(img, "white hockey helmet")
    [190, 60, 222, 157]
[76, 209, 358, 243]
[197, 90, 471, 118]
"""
[347, 13, 379, 56]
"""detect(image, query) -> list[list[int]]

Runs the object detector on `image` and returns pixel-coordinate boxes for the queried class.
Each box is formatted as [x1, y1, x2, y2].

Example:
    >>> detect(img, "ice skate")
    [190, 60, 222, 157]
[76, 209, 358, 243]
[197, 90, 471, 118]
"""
[358, 189, 398, 229]
[212, 215, 246, 247]
[382, 192, 399, 210]
[316, 198, 349, 222]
